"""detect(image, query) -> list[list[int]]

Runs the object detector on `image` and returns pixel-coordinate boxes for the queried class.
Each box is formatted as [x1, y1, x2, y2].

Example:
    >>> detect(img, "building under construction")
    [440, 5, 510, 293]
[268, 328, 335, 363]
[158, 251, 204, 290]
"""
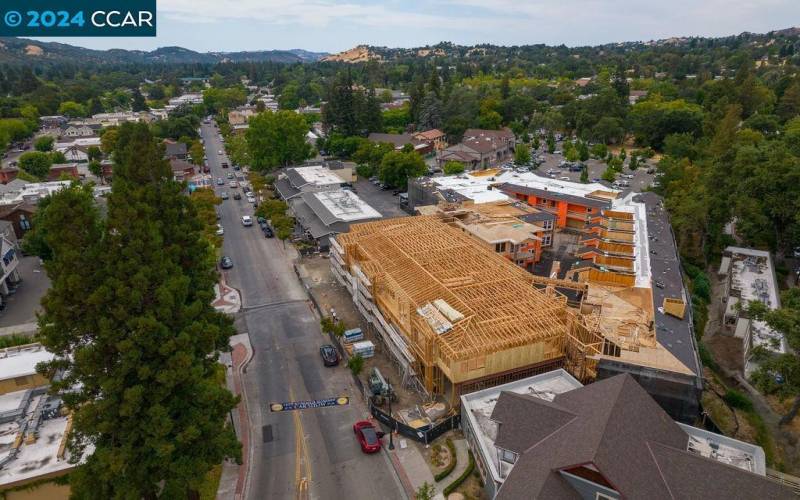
[330, 215, 603, 405]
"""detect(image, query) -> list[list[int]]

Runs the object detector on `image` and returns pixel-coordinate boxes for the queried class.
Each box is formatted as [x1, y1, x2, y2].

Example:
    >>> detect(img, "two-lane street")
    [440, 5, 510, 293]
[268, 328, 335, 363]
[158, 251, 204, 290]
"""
[199, 123, 405, 500]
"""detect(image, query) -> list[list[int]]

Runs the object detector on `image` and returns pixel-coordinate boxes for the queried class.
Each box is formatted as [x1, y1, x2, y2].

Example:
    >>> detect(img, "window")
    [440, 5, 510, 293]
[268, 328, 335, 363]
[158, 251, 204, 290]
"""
[587, 207, 593, 213]
[542, 234, 552, 246]
[543, 220, 554, 230]
[499, 448, 517, 464]
[495, 242, 505, 253]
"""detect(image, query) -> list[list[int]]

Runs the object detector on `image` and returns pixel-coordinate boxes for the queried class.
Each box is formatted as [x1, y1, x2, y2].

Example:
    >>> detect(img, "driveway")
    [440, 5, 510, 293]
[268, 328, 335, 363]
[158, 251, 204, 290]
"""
[0, 256, 50, 332]
[352, 178, 408, 219]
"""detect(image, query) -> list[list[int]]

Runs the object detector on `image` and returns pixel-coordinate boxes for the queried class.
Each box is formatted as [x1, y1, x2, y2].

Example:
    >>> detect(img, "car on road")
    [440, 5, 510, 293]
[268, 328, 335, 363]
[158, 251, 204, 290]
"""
[216, 224, 224, 236]
[229, 181, 238, 188]
[227, 172, 234, 179]
[233, 164, 240, 170]
[220, 191, 229, 200]
[233, 192, 242, 200]
[218, 150, 223, 155]
[320, 344, 339, 366]
[220, 256, 233, 269]
[559, 176, 571, 181]
[353, 421, 382, 454]
[263, 226, 274, 238]
[216, 177, 224, 185]
[241, 215, 253, 226]
[247, 194, 256, 203]
[221, 162, 229, 168]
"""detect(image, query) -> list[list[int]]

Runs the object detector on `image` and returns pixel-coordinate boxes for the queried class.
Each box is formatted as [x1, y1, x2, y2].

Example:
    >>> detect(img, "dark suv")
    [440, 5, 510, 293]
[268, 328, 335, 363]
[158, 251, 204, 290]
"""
[319, 345, 339, 366]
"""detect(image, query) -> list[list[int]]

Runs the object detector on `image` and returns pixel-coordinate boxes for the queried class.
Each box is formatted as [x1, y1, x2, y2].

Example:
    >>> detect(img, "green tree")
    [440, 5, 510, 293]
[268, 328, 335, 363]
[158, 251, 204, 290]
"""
[100, 127, 119, 155]
[514, 144, 531, 165]
[18, 151, 52, 179]
[88, 159, 102, 179]
[601, 167, 617, 182]
[87, 145, 102, 162]
[418, 92, 443, 131]
[379, 150, 427, 188]
[36, 124, 240, 497]
[777, 81, 800, 123]
[442, 161, 465, 175]
[590, 143, 608, 159]
[246, 110, 312, 171]
[189, 141, 205, 166]
[580, 165, 589, 183]
[629, 154, 639, 171]
[748, 289, 800, 425]
[131, 89, 148, 112]
[348, 353, 365, 376]
[58, 101, 86, 118]
[34, 135, 54, 152]
[546, 134, 556, 153]
[577, 141, 590, 162]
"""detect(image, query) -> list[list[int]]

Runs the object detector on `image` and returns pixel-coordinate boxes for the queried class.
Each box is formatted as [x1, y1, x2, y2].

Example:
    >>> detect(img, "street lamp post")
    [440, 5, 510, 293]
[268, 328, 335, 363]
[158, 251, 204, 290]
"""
[388, 385, 395, 450]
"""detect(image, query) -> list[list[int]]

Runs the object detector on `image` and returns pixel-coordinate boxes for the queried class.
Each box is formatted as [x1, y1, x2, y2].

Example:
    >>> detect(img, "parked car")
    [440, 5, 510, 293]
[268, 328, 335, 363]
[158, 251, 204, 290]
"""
[216, 177, 224, 185]
[646, 167, 656, 174]
[233, 192, 242, 200]
[241, 215, 253, 226]
[353, 421, 382, 454]
[559, 176, 571, 181]
[218, 150, 223, 155]
[227, 172, 234, 179]
[216, 224, 224, 236]
[233, 164, 240, 171]
[320, 344, 339, 366]
[247, 194, 256, 204]
[220, 256, 233, 269]
[221, 162, 229, 169]
[229, 181, 238, 188]
[220, 191, 229, 200]
[621, 173, 635, 179]
[263, 226, 274, 238]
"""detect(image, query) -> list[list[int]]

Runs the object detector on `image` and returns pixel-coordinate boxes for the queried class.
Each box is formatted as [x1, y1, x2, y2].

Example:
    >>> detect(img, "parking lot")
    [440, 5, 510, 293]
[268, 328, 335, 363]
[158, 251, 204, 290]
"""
[0, 256, 50, 333]
[530, 146, 659, 192]
[352, 178, 409, 219]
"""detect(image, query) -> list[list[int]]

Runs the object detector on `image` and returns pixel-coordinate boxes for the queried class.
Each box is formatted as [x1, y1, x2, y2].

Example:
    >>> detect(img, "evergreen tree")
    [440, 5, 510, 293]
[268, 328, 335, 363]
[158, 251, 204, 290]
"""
[417, 92, 443, 131]
[131, 89, 149, 112]
[500, 73, 511, 100]
[36, 123, 240, 498]
[356, 87, 383, 134]
[428, 68, 441, 99]
[322, 71, 357, 136]
[408, 77, 426, 126]
[778, 81, 800, 123]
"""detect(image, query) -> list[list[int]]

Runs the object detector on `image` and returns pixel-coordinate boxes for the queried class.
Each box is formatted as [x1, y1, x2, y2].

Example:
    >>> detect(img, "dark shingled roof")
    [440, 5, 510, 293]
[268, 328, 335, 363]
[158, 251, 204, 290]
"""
[274, 177, 301, 200]
[495, 374, 794, 500]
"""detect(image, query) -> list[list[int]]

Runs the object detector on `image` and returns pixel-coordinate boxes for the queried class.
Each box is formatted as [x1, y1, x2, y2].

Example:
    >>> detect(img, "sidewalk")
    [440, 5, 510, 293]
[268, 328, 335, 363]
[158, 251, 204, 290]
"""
[217, 334, 253, 500]
[213, 276, 242, 314]
[387, 437, 445, 500]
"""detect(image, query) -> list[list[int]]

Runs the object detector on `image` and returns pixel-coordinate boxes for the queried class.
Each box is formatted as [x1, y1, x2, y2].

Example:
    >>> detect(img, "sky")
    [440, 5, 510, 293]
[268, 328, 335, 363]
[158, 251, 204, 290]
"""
[34, 0, 800, 53]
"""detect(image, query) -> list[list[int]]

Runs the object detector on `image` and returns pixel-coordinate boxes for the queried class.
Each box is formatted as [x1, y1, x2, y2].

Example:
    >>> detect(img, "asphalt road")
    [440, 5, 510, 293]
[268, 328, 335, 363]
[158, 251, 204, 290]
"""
[200, 123, 405, 500]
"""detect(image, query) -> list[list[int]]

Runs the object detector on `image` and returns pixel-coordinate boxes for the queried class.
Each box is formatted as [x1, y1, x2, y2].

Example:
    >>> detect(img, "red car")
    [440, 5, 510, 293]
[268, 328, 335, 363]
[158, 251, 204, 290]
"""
[353, 420, 382, 454]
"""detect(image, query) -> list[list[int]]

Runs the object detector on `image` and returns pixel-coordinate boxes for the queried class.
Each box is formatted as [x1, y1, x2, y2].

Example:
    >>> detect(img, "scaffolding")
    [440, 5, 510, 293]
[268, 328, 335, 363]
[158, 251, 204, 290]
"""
[334, 216, 602, 401]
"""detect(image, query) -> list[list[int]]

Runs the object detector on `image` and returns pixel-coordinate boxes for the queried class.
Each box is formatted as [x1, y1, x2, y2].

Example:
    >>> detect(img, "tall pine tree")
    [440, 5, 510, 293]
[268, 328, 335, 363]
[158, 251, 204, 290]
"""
[37, 123, 240, 498]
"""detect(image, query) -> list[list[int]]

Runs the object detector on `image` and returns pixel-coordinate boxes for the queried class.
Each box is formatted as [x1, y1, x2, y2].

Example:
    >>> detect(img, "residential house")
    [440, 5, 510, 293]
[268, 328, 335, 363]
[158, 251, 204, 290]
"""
[0, 203, 36, 239]
[0, 168, 18, 184]
[57, 144, 90, 163]
[228, 106, 258, 126]
[169, 159, 196, 182]
[163, 140, 188, 160]
[0, 235, 20, 296]
[59, 122, 102, 139]
[167, 93, 204, 108]
[39, 115, 67, 129]
[437, 128, 515, 170]
[413, 129, 447, 151]
[575, 77, 593, 87]
[629, 89, 649, 104]
[367, 133, 431, 154]
[48, 163, 80, 181]
[462, 371, 794, 499]
[0, 220, 18, 249]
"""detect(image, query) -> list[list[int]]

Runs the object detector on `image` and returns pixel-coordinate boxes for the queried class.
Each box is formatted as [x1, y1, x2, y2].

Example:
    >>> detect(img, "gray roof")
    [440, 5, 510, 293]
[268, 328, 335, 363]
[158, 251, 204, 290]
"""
[285, 168, 308, 188]
[290, 198, 348, 240]
[367, 133, 414, 148]
[495, 374, 794, 500]
[274, 177, 301, 200]
[496, 182, 611, 209]
[164, 141, 187, 157]
[635, 191, 701, 376]
[517, 211, 556, 224]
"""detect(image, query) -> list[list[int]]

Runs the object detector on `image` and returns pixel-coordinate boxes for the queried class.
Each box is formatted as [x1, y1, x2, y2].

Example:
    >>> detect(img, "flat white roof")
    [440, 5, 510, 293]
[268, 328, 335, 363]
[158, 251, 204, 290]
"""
[460, 369, 582, 485]
[0, 344, 53, 381]
[294, 165, 343, 186]
[55, 137, 101, 148]
[725, 247, 785, 355]
[0, 181, 70, 205]
[0, 391, 78, 487]
[312, 190, 381, 222]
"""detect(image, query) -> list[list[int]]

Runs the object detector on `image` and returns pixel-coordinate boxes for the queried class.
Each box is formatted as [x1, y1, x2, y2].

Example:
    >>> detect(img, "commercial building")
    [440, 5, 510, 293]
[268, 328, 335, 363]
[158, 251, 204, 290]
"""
[461, 371, 793, 499]
[331, 216, 604, 403]
[228, 106, 258, 126]
[292, 190, 381, 249]
[0, 344, 83, 499]
[718, 246, 786, 375]
[407, 170, 702, 422]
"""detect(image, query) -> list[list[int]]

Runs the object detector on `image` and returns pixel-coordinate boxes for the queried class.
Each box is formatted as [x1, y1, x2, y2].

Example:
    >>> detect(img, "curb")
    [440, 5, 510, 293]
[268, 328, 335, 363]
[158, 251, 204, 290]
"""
[385, 448, 415, 500]
[232, 342, 254, 500]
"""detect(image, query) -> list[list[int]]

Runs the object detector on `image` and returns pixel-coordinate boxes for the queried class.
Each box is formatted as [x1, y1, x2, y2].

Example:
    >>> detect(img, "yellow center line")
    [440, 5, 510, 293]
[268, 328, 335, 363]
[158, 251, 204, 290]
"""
[289, 387, 312, 500]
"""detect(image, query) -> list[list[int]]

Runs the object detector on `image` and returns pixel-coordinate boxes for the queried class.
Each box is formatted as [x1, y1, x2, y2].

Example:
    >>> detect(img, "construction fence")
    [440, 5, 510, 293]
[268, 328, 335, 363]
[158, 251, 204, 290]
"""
[369, 401, 461, 445]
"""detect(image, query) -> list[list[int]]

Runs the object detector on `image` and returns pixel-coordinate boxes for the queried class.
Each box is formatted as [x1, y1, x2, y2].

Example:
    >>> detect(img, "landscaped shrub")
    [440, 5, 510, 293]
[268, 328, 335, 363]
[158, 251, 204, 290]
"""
[434, 438, 458, 482]
[443, 450, 475, 496]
